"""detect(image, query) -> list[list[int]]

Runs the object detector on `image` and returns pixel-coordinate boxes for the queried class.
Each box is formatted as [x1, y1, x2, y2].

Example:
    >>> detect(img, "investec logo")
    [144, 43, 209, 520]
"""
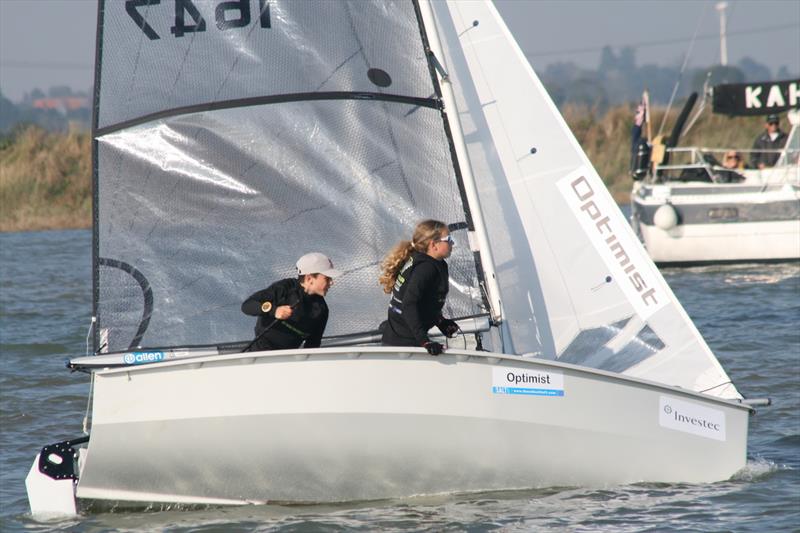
[123, 351, 165, 365]
[557, 168, 666, 320]
[659, 396, 726, 442]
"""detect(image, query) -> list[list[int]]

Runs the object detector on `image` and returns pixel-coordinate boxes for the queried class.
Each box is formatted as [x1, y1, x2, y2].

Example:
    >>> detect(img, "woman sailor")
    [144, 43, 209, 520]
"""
[378, 220, 460, 355]
[241, 252, 341, 352]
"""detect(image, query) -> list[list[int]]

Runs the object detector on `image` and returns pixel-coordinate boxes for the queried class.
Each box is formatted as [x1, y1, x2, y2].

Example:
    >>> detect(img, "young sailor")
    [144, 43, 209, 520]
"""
[241, 252, 341, 352]
[378, 220, 460, 355]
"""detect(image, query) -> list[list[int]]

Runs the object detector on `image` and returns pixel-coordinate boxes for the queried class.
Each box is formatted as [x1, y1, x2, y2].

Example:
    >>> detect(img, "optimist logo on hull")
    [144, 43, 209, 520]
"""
[492, 367, 564, 397]
[659, 395, 726, 441]
[123, 351, 165, 365]
[557, 168, 667, 320]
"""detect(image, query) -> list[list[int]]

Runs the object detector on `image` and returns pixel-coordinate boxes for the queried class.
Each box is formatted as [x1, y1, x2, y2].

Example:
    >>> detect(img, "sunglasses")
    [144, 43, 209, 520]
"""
[725, 155, 739, 160]
[439, 235, 455, 246]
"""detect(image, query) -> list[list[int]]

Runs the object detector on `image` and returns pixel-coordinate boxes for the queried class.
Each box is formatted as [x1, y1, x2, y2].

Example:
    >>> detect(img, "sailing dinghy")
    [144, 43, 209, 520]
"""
[27, 0, 765, 516]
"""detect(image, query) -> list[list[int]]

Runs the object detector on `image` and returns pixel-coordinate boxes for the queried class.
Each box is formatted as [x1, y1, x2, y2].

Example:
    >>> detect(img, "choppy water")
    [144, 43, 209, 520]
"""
[1, 229, 798, 532]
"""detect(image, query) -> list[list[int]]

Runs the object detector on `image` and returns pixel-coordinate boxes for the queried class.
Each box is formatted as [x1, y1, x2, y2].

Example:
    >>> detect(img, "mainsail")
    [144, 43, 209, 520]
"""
[93, 0, 488, 352]
[430, 1, 740, 399]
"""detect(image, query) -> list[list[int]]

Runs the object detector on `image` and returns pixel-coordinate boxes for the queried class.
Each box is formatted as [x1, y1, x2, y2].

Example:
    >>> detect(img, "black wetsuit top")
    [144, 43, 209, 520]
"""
[381, 252, 449, 347]
[241, 278, 328, 351]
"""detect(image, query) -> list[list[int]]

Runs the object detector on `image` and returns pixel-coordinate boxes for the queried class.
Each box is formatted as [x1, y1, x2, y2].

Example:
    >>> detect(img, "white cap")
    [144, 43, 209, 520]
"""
[296, 252, 342, 278]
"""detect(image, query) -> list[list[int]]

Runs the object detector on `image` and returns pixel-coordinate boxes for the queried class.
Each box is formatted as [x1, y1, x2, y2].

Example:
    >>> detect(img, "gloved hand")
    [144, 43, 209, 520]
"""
[422, 341, 443, 356]
[437, 317, 459, 338]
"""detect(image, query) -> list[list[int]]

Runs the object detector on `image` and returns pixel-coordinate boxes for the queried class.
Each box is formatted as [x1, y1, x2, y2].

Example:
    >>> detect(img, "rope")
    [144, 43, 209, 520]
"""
[82, 373, 94, 436]
[657, 4, 710, 139]
[84, 316, 95, 357]
[699, 380, 733, 394]
[682, 3, 740, 139]
[82, 316, 97, 435]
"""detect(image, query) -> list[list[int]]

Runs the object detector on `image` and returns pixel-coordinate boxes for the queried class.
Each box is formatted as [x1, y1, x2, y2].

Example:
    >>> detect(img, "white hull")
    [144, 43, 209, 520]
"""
[632, 182, 800, 265]
[73, 347, 750, 506]
[636, 219, 800, 264]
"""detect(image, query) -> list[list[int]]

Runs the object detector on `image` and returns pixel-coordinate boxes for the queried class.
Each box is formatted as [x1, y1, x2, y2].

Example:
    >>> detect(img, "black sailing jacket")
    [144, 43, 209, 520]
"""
[381, 251, 449, 347]
[241, 278, 328, 351]
[750, 129, 788, 168]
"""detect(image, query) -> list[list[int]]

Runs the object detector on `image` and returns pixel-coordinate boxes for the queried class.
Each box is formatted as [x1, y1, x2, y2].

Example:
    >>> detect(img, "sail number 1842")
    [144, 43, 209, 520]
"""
[126, 0, 271, 40]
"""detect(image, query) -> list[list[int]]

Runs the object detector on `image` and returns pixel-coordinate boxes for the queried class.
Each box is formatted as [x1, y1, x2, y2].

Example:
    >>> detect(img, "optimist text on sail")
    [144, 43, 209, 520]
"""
[570, 175, 658, 307]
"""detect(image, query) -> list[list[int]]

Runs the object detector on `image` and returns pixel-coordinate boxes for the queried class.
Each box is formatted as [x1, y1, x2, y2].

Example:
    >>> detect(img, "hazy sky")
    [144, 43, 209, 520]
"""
[1, 0, 798, 102]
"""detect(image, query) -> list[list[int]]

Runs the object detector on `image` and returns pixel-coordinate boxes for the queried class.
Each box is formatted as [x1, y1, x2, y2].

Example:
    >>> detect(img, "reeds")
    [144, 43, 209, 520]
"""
[0, 124, 91, 232]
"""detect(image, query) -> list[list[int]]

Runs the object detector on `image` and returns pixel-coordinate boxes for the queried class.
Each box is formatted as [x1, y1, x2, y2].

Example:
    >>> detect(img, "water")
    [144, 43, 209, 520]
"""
[1, 229, 798, 532]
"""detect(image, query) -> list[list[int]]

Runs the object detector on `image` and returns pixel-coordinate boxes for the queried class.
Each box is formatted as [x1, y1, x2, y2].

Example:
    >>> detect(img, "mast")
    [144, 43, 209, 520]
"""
[715, 2, 729, 66]
[416, 0, 505, 328]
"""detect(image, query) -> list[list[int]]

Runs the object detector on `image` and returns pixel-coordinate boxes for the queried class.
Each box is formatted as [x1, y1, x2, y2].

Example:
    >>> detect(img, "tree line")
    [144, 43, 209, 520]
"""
[538, 46, 795, 111]
[2, 48, 794, 134]
[0, 86, 91, 134]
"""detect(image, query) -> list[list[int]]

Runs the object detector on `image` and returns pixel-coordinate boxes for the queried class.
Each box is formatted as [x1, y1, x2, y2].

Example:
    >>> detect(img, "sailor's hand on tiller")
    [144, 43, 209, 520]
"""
[422, 341, 443, 356]
[275, 305, 293, 320]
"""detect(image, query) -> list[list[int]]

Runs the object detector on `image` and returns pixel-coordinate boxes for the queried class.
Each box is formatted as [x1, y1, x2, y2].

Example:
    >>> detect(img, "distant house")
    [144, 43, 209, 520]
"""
[31, 96, 89, 114]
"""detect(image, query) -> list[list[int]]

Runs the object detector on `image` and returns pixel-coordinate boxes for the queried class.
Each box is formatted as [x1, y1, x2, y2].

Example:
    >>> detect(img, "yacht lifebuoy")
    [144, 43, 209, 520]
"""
[654, 204, 678, 230]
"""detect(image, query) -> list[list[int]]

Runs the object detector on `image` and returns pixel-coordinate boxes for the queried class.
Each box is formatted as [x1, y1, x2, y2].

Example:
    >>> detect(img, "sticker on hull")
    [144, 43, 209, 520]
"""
[123, 351, 165, 365]
[492, 367, 564, 396]
[659, 395, 726, 441]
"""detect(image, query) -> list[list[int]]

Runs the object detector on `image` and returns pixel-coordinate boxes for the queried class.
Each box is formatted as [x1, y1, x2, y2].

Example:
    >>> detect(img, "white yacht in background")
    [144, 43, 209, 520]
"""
[27, 0, 765, 516]
[631, 81, 800, 266]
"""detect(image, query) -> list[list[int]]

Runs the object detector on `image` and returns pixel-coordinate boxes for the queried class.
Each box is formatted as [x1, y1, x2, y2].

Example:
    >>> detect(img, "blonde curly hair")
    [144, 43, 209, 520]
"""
[379, 219, 447, 294]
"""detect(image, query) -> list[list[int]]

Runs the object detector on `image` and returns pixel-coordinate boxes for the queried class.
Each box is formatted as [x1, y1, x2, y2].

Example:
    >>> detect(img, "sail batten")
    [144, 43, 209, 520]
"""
[95, 92, 441, 137]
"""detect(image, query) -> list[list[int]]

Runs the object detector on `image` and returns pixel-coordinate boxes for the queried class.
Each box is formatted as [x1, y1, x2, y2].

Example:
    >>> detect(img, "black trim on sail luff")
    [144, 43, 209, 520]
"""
[411, 0, 493, 319]
[91, 0, 107, 354]
[95, 92, 441, 137]
[411, 1, 473, 231]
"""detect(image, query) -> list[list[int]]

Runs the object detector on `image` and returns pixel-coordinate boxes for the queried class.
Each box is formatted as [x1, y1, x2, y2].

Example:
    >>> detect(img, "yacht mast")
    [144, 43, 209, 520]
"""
[417, 0, 505, 328]
[715, 2, 729, 66]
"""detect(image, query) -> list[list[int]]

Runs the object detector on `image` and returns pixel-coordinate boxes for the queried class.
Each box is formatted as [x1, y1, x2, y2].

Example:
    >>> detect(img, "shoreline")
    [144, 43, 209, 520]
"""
[0, 194, 634, 234]
[0, 221, 92, 234]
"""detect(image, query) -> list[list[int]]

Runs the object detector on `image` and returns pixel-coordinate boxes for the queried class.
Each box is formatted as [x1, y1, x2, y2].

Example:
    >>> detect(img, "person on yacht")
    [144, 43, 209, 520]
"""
[241, 252, 341, 352]
[378, 220, 459, 356]
[714, 150, 746, 183]
[750, 114, 788, 169]
[722, 150, 745, 170]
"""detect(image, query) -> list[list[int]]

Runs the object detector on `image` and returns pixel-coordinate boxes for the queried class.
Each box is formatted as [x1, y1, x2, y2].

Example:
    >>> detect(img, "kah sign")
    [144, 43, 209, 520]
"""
[713, 79, 800, 116]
